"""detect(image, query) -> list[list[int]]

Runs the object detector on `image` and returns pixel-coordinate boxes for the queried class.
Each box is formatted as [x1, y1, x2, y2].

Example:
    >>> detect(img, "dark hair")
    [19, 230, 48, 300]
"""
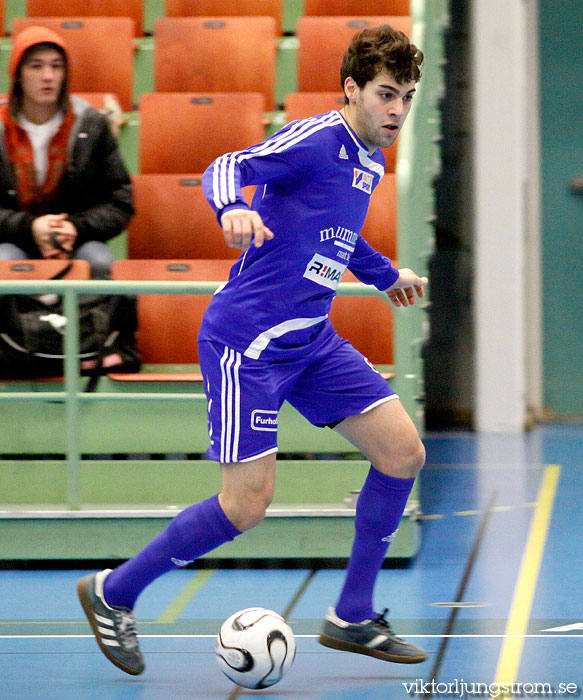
[10, 42, 69, 117]
[340, 24, 423, 101]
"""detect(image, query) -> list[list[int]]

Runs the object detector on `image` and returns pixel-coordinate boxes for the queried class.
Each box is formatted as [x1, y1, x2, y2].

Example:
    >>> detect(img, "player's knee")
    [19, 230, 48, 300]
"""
[222, 490, 272, 532]
[406, 438, 426, 476]
[378, 436, 425, 479]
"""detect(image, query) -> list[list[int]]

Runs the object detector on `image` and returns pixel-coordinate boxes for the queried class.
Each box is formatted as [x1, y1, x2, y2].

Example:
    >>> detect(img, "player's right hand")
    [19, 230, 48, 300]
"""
[220, 208, 275, 250]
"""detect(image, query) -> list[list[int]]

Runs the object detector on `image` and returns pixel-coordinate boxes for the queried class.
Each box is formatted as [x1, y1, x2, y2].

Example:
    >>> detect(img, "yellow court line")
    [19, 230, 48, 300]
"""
[156, 570, 215, 624]
[494, 464, 561, 692]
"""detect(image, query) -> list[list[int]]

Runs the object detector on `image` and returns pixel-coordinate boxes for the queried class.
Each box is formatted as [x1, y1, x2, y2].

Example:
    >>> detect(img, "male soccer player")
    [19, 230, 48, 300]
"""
[78, 24, 429, 675]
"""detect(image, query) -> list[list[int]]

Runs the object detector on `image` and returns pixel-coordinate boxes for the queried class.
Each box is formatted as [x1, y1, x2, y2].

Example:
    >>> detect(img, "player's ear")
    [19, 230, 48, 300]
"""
[343, 77, 359, 103]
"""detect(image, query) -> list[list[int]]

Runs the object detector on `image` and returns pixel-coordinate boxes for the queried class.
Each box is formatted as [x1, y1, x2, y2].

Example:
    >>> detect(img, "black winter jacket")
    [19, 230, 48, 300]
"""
[0, 96, 134, 256]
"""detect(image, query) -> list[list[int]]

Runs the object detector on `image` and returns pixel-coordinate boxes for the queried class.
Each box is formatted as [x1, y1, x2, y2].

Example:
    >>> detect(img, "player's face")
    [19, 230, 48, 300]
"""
[343, 70, 416, 154]
[20, 48, 65, 113]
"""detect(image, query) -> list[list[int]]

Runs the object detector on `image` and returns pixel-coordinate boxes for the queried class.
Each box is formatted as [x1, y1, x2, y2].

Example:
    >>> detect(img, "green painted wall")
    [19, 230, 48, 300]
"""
[539, 1, 583, 415]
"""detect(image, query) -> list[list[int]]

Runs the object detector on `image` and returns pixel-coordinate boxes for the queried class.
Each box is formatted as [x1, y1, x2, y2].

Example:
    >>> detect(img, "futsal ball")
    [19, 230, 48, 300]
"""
[216, 607, 296, 689]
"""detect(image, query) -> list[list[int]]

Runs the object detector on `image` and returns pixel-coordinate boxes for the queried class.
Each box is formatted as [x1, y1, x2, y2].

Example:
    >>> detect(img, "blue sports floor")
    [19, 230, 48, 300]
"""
[1, 424, 582, 699]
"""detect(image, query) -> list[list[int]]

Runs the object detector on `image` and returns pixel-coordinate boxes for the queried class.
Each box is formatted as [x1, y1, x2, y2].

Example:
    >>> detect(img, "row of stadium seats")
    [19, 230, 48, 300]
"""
[137, 92, 399, 174]
[127, 172, 397, 262]
[0, 259, 395, 369]
[0, 0, 410, 37]
[5, 15, 412, 110]
[0, 8, 405, 379]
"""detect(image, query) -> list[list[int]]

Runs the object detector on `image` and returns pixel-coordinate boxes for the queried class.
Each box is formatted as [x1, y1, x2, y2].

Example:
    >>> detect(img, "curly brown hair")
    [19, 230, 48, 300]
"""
[340, 24, 423, 101]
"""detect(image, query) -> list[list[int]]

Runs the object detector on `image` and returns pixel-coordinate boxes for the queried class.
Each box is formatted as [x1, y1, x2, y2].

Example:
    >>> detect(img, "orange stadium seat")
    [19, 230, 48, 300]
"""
[284, 92, 345, 122]
[361, 173, 397, 260]
[25, 0, 144, 36]
[165, 0, 283, 35]
[329, 175, 398, 368]
[330, 270, 394, 367]
[153, 17, 277, 110]
[138, 92, 265, 174]
[0, 259, 90, 280]
[128, 174, 256, 260]
[303, 0, 409, 16]
[296, 16, 412, 93]
[109, 260, 393, 378]
[109, 259, 233, 377]
[11, 17, 135, 111]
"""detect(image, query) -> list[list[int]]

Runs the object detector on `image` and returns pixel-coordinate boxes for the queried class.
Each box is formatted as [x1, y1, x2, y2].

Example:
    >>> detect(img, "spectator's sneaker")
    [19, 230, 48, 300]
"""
[77, 569, 145, 675]
[319, 607, 427, 664]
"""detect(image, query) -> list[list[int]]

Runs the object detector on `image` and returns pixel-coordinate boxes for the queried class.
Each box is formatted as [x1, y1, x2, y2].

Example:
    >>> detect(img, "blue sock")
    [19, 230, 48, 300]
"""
[335, 466, 414, 623]
[103, 494, 241, 609]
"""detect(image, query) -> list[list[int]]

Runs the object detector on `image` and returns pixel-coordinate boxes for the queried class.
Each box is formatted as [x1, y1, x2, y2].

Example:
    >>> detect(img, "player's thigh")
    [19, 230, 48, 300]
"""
[334, 398, 425, 478]
[287, 335, 395, 428]
[198, 340, 292, 464]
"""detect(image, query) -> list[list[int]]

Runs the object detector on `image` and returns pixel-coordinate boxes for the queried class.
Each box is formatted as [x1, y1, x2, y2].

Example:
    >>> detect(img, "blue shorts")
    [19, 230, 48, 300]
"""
[198, 328, 396, 463]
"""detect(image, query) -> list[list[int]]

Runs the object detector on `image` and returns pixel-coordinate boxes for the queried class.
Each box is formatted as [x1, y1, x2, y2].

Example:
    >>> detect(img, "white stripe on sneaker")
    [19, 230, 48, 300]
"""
[97, 626, 116, 636]
[365, 634, 389, 648]
[95, 614, 114, 626]
[101, 638, 121, 647]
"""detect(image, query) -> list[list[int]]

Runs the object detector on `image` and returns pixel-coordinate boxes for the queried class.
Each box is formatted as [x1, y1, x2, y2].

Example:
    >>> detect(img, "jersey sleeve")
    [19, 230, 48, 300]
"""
[348, 236, 400, 290]
[202, 115, 336, 222]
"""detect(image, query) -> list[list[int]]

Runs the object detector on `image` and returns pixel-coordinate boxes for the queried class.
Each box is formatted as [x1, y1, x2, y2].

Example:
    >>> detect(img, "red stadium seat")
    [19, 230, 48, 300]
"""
[165, 0, 283, 35]
[361, 173, 397, 261]
[128, 174, 255, 260]
[153, 17, 277, 110]
[138, 92, 265, 174]
[25, 0, 144, 36]
[303, 0, 409, 16]
[284, 92, 345, 122]
[297, 16, 412, 93]
[330, 270, 394, 366]
[11, 17, 135, 111]
[109, 259, 233, 378]
[0, 259, 90, 280]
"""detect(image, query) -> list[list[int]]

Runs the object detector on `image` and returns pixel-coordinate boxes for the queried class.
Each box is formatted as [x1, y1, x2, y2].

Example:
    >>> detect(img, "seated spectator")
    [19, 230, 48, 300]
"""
[0, 27, 133, 278]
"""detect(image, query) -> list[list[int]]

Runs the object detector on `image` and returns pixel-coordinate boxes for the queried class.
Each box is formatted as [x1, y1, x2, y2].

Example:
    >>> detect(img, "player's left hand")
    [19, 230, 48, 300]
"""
[220, 208, 275, 250]
[385, 268, 428, 307]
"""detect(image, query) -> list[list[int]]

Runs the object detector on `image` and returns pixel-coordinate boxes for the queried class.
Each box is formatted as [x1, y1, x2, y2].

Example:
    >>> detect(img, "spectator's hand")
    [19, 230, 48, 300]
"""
[220, 208, 275, 250]
[385, 268, 428, 307]
[32, 214, 77, 259]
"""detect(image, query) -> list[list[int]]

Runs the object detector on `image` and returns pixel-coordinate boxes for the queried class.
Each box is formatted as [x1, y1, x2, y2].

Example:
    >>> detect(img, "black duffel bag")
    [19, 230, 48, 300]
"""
[0, 263, 141, 380]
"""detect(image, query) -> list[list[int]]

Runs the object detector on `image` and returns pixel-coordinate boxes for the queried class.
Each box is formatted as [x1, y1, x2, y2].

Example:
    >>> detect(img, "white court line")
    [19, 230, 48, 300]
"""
[0, 634, 582, 640]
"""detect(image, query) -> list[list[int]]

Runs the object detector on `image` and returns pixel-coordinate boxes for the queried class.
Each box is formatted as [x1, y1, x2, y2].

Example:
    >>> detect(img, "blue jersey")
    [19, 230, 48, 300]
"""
[200, 110, 399, 360]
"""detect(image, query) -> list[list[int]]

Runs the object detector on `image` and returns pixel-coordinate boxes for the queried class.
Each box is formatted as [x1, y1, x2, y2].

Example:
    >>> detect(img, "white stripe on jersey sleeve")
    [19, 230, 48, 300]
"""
[215, 112, 344, 209]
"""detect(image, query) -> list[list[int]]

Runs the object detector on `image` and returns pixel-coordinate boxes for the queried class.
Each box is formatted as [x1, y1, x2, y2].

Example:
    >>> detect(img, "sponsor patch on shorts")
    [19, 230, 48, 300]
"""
[251, 409, 278, 431]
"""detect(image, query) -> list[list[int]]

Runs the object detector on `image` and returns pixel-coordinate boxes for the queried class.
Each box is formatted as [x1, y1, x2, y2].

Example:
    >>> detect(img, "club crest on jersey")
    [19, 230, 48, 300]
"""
[251, 409, 278, 431]
[352, 168, 374, 194]
[303, 254, 347, 290]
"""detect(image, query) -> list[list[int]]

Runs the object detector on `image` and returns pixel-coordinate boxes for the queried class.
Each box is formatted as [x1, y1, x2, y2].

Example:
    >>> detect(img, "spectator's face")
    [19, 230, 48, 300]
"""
[344, 70, 416, 153]
[20, 47, 65, 112]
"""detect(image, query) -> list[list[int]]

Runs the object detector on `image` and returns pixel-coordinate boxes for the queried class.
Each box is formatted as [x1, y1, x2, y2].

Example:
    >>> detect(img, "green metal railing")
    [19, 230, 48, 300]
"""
[0, 279, 391, 509]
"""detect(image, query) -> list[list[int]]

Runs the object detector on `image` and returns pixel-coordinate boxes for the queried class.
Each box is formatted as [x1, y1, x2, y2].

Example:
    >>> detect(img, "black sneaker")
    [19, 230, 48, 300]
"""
[77, 569, 145, 676]
[319, 607, 427, 664]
